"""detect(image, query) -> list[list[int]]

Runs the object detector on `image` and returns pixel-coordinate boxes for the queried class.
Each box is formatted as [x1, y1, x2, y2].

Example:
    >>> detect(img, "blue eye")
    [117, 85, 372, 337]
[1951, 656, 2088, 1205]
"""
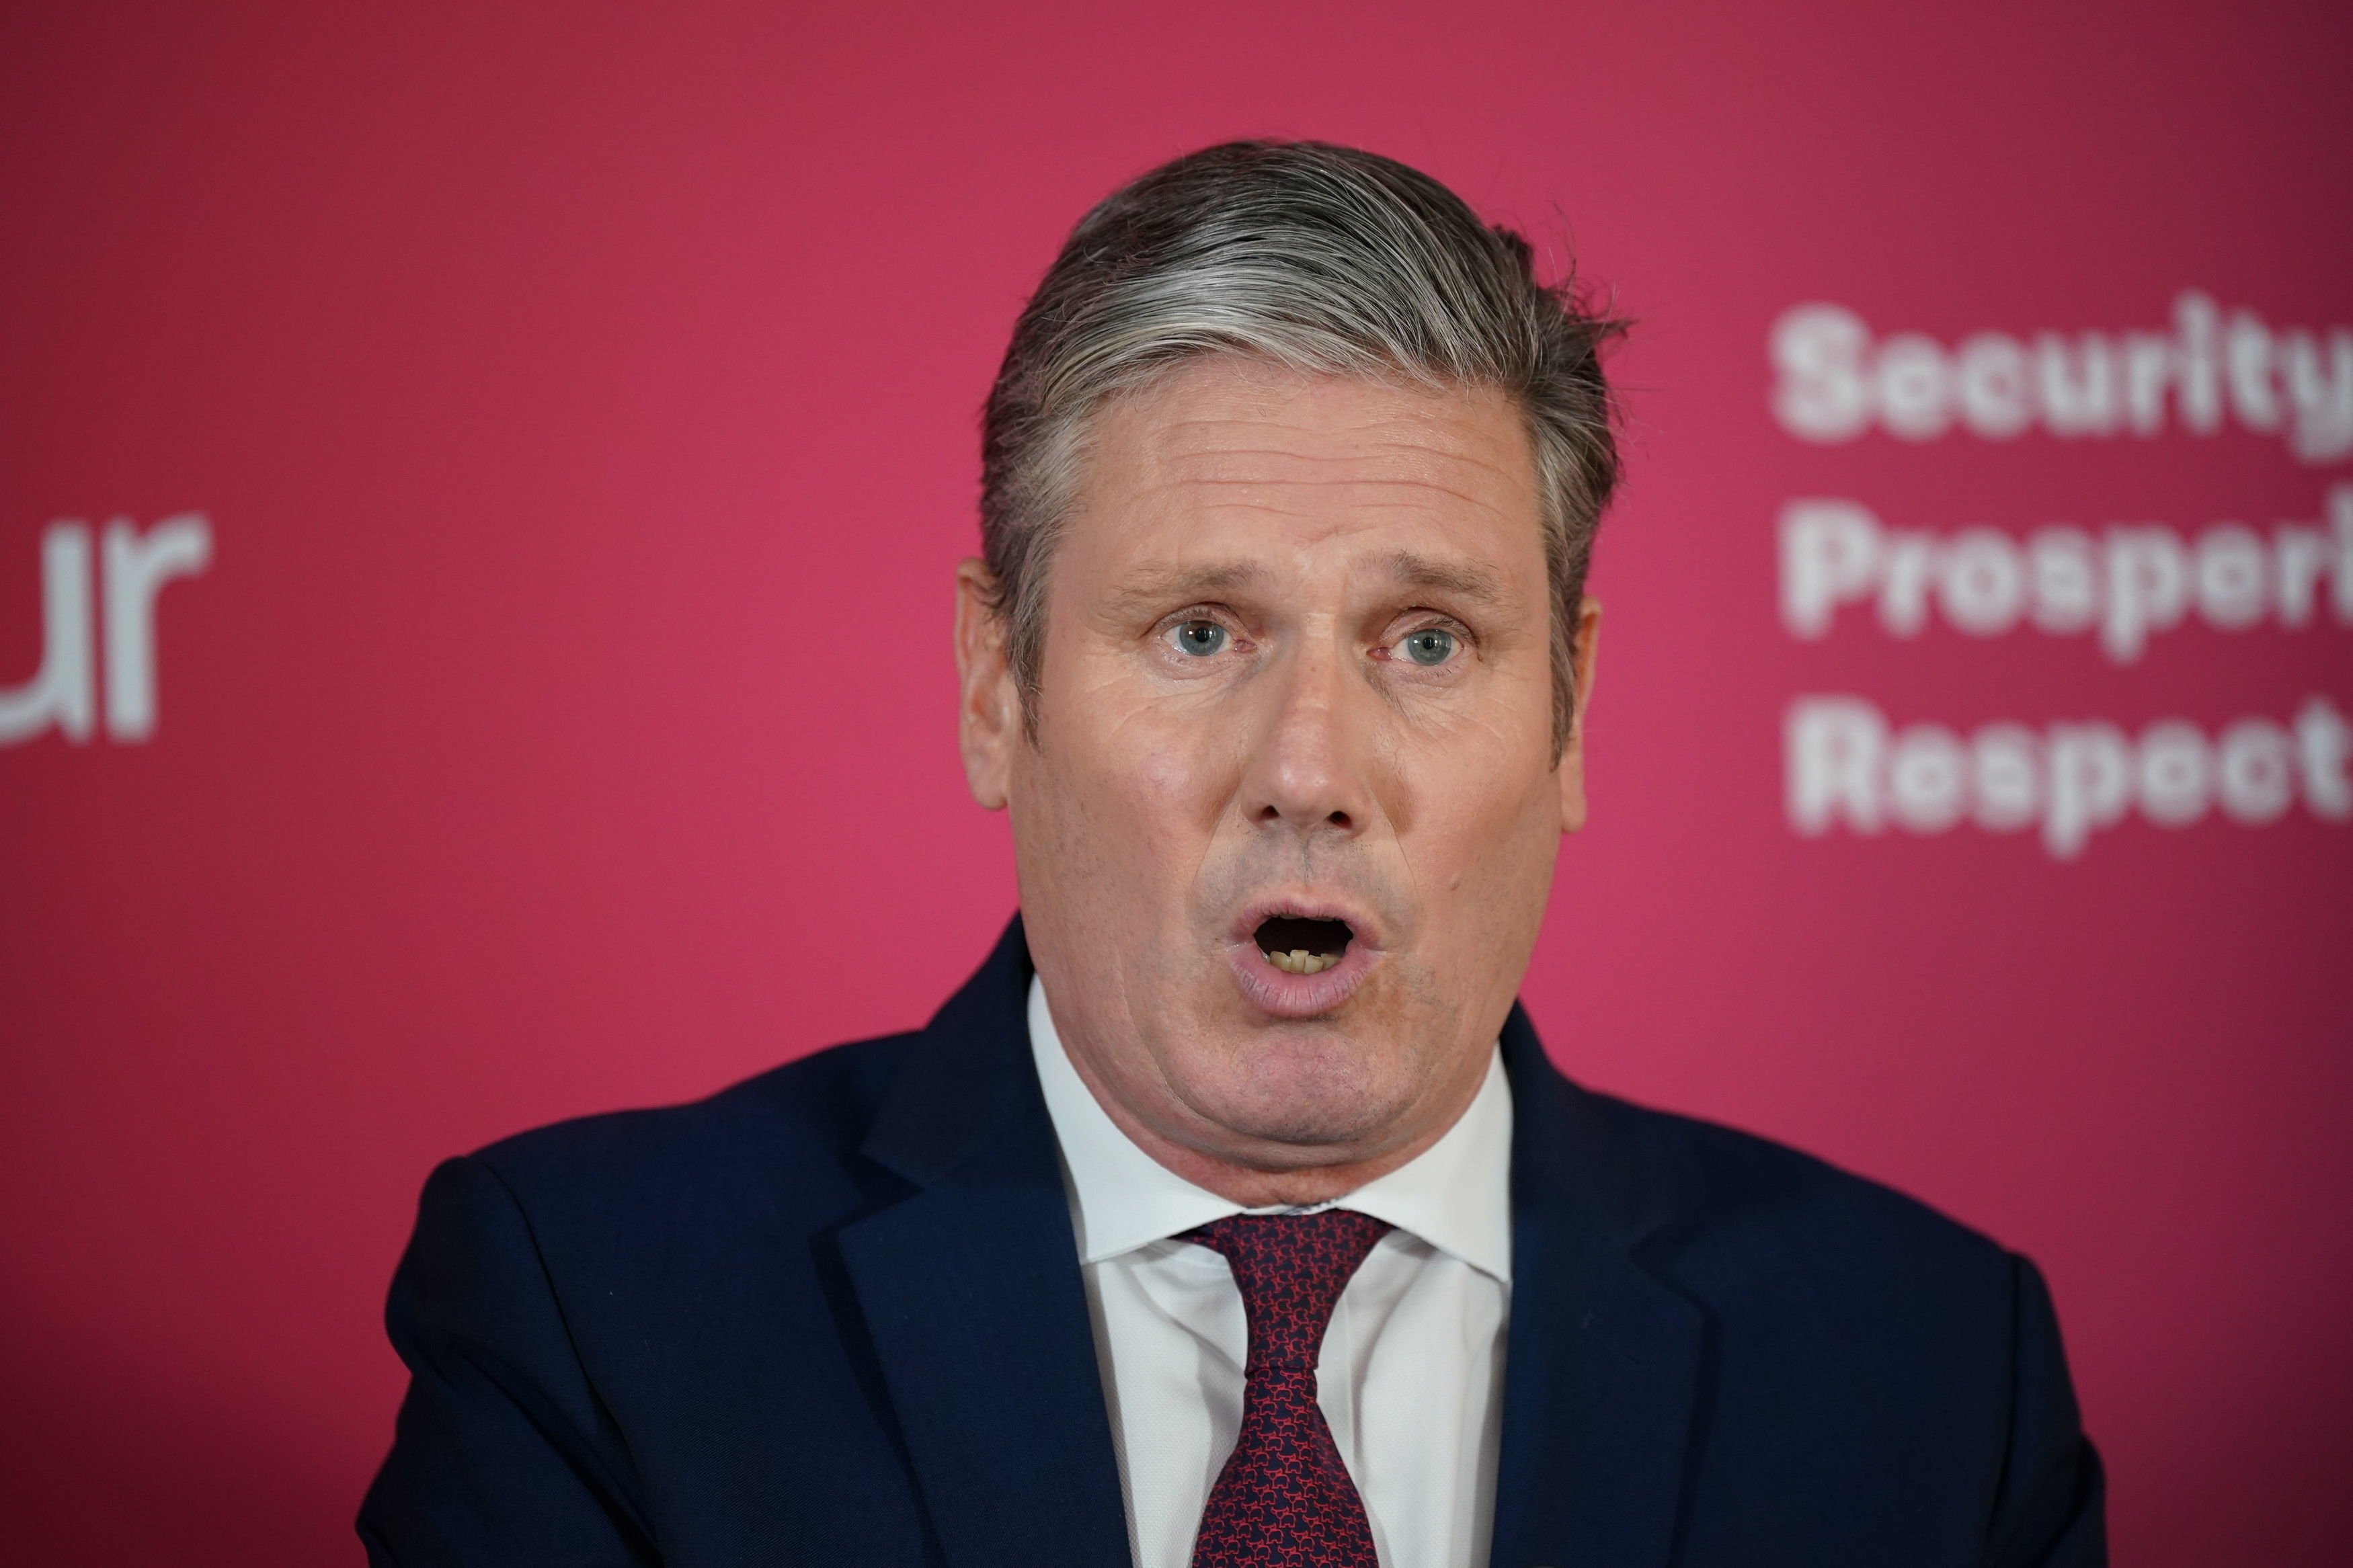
[1402, 628, 1456, 666]
[1172, 620, 1227, 657]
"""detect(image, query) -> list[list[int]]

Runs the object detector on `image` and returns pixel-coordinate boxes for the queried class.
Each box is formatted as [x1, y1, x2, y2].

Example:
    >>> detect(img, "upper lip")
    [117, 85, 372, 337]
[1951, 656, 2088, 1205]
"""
[1227, 894, 1386, 952]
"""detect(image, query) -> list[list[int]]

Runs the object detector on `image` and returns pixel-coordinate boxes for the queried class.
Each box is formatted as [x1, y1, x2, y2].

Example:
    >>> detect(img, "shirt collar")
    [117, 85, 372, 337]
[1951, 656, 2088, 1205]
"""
[1027, 974, 1513, 1283]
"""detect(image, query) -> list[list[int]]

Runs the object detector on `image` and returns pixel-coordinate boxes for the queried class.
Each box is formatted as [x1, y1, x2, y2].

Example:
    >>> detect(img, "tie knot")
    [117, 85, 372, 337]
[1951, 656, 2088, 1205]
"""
[1181, 1209, 1392, 1370]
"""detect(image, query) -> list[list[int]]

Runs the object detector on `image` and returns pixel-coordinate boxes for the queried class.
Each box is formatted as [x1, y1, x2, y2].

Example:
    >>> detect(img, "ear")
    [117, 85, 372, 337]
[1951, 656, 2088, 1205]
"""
[955, 558, 1020, 811]
[1556, 595, 1603, 834]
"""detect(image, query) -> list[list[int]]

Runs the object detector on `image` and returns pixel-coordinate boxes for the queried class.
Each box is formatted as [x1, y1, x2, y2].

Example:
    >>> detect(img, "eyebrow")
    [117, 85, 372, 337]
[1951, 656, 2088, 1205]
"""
[1103, 561, 1267, 617]
[1103, 551, 1511, 618]
[1382, 550, 1507, 606]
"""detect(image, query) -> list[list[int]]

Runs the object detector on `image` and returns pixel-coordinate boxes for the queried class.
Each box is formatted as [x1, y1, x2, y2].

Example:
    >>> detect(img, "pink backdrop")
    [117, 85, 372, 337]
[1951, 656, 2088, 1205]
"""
[3, 3, 2348, 1563]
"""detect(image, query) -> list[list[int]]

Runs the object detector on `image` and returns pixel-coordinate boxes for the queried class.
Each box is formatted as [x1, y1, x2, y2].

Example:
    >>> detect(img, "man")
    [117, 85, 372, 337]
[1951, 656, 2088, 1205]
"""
[360, 142, 2104, 1567]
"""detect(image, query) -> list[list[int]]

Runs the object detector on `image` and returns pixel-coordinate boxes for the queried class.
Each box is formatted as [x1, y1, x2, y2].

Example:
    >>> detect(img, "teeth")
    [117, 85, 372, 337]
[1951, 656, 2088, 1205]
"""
[1266, 948, 1338, 975]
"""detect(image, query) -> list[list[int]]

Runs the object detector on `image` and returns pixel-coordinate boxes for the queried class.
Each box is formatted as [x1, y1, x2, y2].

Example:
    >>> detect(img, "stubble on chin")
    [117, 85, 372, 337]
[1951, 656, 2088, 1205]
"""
[1151, 968, 1449, 1158]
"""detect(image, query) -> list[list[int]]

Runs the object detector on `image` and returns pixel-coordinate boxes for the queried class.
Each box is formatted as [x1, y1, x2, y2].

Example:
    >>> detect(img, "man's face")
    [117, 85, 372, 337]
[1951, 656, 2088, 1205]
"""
[956, 357, 1598, 1198]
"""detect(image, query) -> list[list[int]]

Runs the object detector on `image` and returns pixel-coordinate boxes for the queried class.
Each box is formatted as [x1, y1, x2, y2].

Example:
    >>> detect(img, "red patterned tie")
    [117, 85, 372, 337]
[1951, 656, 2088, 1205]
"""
[1181, 1209, 1393, 1568]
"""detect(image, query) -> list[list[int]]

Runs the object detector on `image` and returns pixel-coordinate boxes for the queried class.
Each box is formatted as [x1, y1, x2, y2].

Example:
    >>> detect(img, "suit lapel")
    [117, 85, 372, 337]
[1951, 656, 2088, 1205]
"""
[837, 918, 1131, 1568]
[1488, 1005, 1706, 1568]
[837, 928, 1704, 1568]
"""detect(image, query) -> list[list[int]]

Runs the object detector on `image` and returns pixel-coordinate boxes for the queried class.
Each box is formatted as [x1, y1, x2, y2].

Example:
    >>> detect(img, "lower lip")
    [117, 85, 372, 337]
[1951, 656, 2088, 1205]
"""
[1223, 938, 1378, 1018]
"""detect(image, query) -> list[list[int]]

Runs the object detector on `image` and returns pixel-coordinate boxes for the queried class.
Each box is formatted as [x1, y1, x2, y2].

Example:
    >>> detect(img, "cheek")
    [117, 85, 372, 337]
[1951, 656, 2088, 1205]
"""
[1128, 734, 1206, 807]
[1025, 706, 1232, 906]
[1069, 667, 1238, 814]
[1409, 749, 1562, 938]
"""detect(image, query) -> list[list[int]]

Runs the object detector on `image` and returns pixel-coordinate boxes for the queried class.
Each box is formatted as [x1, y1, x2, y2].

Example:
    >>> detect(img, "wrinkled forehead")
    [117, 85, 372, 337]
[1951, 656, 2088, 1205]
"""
[1059, 358, 1546, 587]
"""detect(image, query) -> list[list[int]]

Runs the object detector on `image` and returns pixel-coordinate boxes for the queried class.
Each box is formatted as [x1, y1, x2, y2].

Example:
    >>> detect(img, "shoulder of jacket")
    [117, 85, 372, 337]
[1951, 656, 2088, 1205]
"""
[1576, 1087, 2014, 1290]
[463, 1030, 920, 1198]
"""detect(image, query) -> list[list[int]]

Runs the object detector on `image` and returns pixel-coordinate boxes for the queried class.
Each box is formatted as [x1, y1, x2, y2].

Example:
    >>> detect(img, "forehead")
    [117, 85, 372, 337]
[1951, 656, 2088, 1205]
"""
[1063, 358, 1544, 574]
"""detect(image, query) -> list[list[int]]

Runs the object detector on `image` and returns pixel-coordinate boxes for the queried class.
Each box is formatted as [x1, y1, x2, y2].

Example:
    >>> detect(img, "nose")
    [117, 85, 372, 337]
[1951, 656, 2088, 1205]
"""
[1238, 637, 1375, 841]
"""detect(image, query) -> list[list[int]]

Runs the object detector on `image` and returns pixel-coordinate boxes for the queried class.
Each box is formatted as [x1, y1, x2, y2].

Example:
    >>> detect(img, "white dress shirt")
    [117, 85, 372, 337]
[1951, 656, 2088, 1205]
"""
[1027, 977, 1513, 1568]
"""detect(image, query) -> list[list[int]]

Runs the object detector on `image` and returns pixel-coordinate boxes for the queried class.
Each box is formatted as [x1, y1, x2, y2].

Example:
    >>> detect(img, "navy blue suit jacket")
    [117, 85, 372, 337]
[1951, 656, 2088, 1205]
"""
[360, 917, 2104, 1566]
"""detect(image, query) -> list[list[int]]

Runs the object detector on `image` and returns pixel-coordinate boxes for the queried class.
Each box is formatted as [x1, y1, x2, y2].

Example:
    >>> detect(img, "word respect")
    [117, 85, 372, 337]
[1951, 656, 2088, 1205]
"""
[1786, 695, 2352, 859]
[1780, 489, 2353, 661]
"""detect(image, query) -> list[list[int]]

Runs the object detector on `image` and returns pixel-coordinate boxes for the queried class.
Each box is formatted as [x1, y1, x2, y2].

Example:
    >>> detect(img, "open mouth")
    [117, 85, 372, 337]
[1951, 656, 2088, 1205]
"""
[1254, 915, 1354, 976]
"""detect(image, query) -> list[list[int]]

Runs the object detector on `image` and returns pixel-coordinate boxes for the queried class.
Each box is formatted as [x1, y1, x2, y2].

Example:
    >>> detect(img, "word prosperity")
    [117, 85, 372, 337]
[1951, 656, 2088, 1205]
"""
[1779, 489, 2353, 661]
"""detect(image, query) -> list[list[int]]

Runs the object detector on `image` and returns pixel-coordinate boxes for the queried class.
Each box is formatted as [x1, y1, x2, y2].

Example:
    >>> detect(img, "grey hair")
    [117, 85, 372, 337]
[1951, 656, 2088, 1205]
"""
[979, 139, 1626, 755]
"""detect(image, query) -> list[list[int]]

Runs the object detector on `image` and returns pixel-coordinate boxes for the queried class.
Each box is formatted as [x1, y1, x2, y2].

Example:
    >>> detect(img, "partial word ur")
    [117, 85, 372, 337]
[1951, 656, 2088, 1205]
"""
[1, 515, 212, 745]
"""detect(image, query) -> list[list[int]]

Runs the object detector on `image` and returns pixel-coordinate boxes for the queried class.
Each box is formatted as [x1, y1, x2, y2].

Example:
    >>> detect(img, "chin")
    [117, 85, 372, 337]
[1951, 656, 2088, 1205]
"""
[1179, 1028, 1412, 1151]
